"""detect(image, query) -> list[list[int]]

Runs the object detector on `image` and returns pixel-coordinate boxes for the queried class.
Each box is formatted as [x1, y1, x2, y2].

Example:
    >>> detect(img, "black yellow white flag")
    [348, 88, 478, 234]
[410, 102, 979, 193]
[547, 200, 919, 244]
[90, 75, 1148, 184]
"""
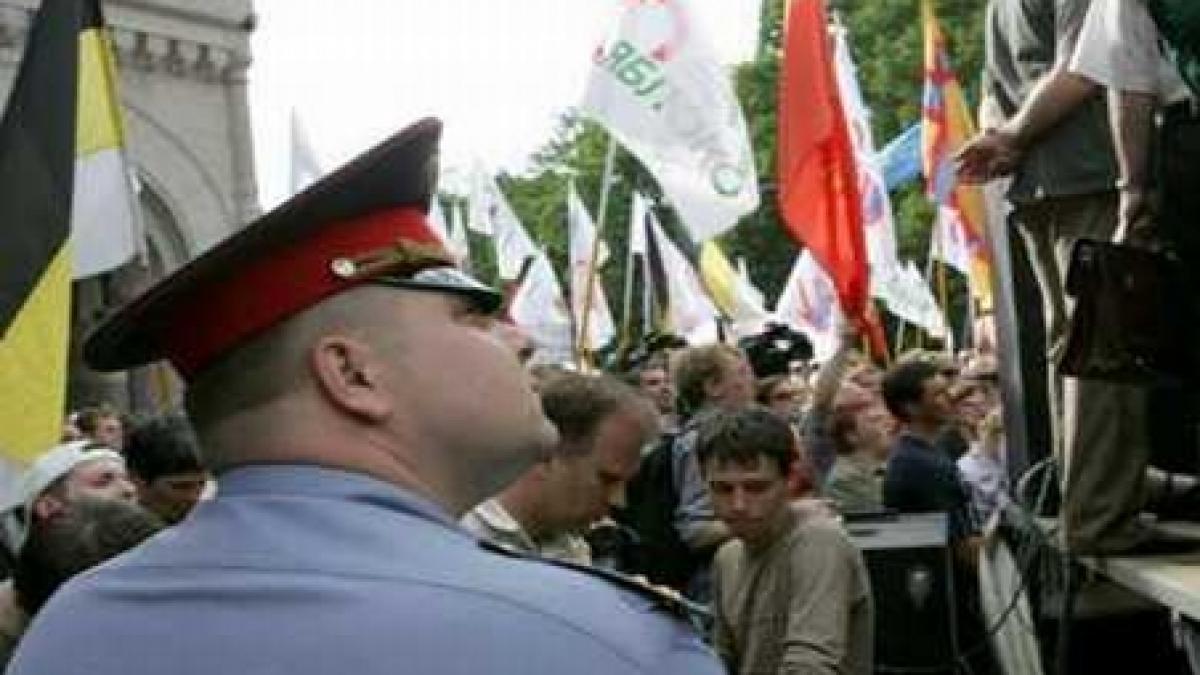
[0, 0, 135, 463]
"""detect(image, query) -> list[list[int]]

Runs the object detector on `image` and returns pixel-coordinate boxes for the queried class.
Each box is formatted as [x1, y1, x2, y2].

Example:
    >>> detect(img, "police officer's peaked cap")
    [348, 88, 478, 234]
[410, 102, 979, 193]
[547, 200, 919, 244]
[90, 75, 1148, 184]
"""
[84, 118, 499, 380]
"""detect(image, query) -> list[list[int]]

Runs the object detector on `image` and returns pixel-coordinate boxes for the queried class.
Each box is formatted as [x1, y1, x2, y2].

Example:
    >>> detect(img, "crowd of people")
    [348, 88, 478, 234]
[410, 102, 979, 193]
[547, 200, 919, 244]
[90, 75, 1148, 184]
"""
[4, 0, 1200, 672]
[1, 323, 1011, 673]
[0, 405, 207, 667]
[0, 112, 1013, 673]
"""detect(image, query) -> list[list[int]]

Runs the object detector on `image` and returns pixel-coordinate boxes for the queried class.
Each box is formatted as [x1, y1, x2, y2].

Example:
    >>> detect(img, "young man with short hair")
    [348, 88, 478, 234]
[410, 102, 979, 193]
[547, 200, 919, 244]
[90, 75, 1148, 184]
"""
[124, 414, 210, 524]
[669, 344, 756, 599]
[881, 360, 977, 544]
[629, 354, 677, 431]
[699, 407, 873, 675]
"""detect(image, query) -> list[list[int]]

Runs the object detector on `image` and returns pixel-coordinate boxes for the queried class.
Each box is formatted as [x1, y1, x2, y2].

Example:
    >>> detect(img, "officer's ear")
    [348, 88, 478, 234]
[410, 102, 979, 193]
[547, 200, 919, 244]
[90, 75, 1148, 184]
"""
[310, 334, 391, 422]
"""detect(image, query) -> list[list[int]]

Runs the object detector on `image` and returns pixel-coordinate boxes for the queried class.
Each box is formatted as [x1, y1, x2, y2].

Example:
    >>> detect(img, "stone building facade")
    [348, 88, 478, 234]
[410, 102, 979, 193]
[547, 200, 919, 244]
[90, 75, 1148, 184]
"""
[0, 0, 259, 414]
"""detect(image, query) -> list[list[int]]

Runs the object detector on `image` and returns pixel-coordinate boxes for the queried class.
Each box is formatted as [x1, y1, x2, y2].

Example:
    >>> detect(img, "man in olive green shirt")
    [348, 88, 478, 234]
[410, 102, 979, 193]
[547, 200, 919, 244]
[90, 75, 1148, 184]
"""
[699, 407, 873, 675]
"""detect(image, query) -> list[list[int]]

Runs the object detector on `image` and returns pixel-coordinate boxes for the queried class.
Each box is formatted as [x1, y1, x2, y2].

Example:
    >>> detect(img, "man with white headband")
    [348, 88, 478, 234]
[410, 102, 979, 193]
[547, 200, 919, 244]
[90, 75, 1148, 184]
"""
[0, 440, 136, 560]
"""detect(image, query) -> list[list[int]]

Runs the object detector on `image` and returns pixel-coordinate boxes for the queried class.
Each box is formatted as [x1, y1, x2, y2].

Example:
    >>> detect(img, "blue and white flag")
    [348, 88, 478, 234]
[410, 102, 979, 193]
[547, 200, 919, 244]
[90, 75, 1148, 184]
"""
[878, 124, 922, 190]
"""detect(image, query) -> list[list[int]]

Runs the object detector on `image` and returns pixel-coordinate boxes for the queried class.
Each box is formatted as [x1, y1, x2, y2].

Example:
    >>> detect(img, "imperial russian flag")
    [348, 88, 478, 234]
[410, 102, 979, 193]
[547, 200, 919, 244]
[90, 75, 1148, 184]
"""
[0, 0, 137, 463]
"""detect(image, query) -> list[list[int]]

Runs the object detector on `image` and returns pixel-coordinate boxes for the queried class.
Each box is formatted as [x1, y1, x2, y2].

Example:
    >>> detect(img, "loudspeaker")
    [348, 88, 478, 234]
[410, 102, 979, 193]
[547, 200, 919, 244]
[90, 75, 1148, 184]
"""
[846, 512, 959, 671]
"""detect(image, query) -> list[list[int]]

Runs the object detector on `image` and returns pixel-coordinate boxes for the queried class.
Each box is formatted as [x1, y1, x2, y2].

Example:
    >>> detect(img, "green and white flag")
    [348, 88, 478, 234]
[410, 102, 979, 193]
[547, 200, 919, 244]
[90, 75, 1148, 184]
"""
[581, 0, 758, 243]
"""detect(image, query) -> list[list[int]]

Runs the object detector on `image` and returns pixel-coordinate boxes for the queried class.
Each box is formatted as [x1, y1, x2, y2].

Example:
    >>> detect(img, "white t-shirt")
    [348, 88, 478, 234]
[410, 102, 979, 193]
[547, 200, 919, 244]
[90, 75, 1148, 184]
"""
[1070, 0, 1190, 103]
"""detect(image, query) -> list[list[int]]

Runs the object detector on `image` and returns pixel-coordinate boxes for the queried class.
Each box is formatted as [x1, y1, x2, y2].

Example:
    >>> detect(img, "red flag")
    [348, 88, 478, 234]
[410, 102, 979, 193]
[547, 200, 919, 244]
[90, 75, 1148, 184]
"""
[777, 0, 882, 354]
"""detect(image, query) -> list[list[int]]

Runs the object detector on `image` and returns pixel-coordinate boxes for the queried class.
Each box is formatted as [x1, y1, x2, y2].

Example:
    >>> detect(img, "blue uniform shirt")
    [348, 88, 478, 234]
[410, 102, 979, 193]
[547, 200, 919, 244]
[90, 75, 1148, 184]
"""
[9, 465, 722, 674]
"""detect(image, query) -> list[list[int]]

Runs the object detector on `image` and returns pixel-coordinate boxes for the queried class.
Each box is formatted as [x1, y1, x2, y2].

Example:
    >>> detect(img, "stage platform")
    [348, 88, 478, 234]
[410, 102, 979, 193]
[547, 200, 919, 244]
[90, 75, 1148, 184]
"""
[1075, 522, 1200, 621]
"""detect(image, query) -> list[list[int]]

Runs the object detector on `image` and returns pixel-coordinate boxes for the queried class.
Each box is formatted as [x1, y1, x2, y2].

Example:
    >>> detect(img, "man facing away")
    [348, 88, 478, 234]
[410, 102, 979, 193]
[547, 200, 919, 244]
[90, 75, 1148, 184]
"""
[8, 119, 722, 675]
[700, 406, 873, 675]
[463, 372, 658, 564]
[669, 344, 757, 600]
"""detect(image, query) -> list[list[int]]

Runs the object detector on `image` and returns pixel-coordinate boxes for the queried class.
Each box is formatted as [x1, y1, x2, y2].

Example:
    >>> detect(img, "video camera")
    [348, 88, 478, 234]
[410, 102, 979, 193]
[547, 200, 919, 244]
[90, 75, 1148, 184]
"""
[739, 323, 814, 378]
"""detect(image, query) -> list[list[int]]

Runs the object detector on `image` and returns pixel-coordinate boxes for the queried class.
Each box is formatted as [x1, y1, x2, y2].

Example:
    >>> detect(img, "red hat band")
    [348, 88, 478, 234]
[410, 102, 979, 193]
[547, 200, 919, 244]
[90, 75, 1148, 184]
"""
[162, 206, 448, 379]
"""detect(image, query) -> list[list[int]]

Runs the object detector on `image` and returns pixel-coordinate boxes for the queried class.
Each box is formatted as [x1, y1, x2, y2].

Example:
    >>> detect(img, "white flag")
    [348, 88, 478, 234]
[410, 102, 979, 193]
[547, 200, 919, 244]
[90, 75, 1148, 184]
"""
[832, 26, 901, 296]
[509, 253, 574, 364]
[646, 213, 720, 344]
[469, 165, 539, 279]
[629, 191, 657, 330]
[567, 184, 617, 350]
[874, 261, 948, 338]
[449, 202, 472, 266]
[736, 257, 766, 309]
[774, 251, 843, 361]
[930, 207, 973, 277]
[428, 197, 452, 249]
[72, 36, 142, 278]
[581, 0, 759, 242]
[71, 152, 140, 278]
[289, 110, 324, 195]
[629, 191, 651, 256]
[698, 241, 768, 338]
[467, 160, 496, 235]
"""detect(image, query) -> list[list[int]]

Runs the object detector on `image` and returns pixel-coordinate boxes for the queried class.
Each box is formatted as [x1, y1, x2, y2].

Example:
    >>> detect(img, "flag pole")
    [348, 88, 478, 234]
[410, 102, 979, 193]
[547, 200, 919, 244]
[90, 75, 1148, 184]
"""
[937, 260, 950, 355]
[618, 193, 638, 358]
[577, 134, 619, 370]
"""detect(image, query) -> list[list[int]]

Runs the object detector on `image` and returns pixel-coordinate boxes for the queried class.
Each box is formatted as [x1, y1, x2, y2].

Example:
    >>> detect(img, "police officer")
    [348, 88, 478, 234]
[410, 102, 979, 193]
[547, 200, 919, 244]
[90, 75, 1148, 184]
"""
[8, 119, 721, 675]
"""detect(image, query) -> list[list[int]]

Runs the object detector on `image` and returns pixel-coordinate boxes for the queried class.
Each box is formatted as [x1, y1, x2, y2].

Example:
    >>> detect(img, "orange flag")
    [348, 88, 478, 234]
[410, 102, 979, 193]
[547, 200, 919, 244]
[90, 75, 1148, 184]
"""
[921, 0, 992, 309]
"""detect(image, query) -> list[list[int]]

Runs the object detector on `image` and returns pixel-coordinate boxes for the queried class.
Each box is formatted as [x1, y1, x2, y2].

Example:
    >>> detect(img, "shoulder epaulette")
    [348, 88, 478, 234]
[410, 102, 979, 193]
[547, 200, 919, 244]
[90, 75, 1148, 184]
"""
[477, 539, 711, 625]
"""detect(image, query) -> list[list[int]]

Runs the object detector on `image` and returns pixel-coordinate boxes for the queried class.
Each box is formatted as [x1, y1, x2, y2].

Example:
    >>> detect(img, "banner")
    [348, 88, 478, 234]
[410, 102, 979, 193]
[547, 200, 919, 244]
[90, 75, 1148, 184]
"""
[878, 123, 922, 190]
[930, 206, 974, 277]
[874, 261, 948, 339]
[469, 164, 539, 279]
[581, 0, 759, 242]
[448, 201, 472, 268]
